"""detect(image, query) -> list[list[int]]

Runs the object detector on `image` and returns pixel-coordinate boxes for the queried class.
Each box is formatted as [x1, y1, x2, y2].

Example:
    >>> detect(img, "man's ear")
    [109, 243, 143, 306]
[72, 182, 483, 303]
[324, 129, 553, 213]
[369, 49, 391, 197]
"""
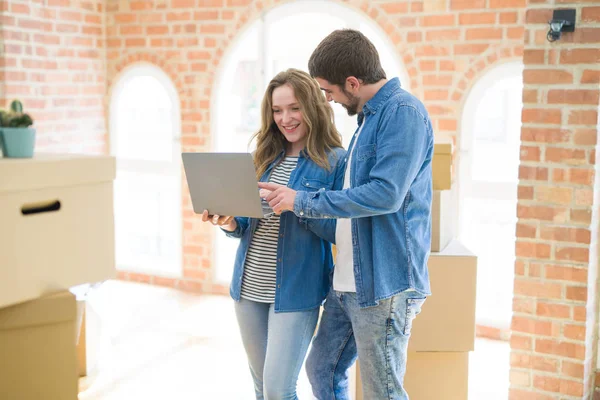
[345, 76, 361, 93]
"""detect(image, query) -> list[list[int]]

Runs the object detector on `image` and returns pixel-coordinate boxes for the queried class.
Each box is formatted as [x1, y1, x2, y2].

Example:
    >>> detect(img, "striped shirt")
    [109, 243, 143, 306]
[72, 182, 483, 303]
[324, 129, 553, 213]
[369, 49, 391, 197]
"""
[240, 156, 298, 303]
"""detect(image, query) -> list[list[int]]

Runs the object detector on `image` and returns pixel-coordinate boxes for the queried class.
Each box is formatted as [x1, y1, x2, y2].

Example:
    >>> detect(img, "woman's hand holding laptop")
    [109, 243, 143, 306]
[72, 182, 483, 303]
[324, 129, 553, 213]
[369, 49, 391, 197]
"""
[201, 210, 237, 232]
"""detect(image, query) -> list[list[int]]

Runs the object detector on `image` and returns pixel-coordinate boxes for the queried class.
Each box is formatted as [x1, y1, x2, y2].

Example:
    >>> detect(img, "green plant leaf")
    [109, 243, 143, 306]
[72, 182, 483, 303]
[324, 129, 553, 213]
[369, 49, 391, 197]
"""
[10, 100, 23, 114]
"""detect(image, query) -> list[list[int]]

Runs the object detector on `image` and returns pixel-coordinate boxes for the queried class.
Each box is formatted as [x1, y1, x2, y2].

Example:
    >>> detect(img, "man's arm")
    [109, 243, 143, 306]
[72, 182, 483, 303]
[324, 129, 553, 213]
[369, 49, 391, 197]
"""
[262, 105, 432, 219]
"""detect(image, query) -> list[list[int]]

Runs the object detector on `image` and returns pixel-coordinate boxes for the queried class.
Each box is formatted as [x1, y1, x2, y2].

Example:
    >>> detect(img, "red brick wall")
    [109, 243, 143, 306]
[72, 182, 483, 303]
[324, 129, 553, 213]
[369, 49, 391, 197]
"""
[0, 5, 5, 109]
[0, 0, 106, 154]
[511, 3, 600, 399]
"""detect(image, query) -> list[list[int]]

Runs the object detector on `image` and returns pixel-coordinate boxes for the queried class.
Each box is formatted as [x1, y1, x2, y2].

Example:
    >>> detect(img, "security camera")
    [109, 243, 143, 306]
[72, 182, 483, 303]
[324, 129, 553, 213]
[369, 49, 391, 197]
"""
[547, 19, 566, 42]
[547, 9, 576, 43]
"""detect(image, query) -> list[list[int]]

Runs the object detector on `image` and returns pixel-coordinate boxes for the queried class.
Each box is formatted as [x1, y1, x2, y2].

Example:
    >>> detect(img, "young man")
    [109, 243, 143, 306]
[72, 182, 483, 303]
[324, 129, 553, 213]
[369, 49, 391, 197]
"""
[259, 29, 433, 400]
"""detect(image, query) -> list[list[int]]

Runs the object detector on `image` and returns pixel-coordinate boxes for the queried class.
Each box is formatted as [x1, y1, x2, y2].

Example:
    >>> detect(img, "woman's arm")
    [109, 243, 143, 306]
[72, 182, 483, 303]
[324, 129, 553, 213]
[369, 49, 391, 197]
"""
[221, 216, 249, 238]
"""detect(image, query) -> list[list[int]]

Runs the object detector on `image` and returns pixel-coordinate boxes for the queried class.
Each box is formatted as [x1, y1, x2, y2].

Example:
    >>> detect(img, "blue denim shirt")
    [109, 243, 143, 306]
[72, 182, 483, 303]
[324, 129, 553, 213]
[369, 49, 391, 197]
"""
[294, 78, 433, 308]
[226, 147, 346, 312]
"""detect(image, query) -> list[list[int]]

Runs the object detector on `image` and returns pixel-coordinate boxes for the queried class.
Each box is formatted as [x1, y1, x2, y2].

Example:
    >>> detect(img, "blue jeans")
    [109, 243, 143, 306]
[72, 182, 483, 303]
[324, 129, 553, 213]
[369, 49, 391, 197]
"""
[306, 290, 426, 400]
[234, 298, 319, 400]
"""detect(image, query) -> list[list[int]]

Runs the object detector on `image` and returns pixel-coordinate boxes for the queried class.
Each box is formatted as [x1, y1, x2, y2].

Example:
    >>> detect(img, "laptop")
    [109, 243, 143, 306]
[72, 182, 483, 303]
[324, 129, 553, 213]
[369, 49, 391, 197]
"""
[182, 152, 274, 219]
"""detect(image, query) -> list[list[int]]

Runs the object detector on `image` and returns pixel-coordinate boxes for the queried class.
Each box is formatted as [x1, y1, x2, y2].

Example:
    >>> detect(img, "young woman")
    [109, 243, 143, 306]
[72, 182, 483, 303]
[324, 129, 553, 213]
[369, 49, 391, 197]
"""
[201, 68, 345, 399]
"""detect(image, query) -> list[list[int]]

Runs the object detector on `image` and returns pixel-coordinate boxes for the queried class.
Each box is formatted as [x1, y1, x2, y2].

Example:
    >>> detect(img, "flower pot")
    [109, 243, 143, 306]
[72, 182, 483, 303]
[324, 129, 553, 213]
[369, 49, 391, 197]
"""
[1, 127, 36, 158]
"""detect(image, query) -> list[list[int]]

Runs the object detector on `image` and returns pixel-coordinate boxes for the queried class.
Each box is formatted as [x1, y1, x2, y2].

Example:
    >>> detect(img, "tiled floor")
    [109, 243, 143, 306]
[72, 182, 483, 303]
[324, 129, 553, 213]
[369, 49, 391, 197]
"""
[78, 280, 509, 400]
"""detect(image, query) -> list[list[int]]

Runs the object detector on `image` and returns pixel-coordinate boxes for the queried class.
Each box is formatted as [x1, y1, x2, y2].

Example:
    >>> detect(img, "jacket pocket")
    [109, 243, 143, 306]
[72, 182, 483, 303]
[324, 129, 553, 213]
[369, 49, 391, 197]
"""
[301, 177, 330, 191]
[403, 297, 426, 335]
[356, 144, 376, 161]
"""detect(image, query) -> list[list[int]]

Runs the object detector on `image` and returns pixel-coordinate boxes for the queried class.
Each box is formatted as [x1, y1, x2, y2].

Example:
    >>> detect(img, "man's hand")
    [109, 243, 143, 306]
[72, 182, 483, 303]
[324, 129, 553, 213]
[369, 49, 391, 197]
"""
[258, 182, 297, 214]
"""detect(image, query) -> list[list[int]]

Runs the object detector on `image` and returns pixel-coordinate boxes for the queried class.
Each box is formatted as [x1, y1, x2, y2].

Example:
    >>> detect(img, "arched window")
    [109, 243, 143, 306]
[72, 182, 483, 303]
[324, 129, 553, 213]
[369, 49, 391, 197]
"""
[212, 1, 409, 284]
[459, 62, 523, 332]
[109, 63, 182, 277]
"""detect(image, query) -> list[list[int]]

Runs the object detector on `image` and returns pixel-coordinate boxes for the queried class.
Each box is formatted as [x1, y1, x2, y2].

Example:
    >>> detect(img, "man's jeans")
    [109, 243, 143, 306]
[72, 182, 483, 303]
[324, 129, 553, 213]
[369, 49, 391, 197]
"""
[306, 289, 426, 400]
[234, 298, 319, 400]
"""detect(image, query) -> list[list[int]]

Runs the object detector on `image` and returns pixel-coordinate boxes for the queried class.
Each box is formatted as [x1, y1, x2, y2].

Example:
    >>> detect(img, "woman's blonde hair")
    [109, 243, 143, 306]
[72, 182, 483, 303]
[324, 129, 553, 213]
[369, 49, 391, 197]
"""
[251, 68, 342, 179]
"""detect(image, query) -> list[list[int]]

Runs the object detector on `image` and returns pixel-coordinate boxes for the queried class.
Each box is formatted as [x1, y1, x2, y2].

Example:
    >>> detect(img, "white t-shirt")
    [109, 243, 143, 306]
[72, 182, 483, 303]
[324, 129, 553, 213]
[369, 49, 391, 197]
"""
[334, 119, 366, 292]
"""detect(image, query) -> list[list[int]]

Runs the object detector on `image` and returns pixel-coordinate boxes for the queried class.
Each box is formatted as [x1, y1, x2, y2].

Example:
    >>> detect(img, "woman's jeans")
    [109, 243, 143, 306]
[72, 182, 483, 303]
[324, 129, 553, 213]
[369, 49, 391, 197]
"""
[234, 298, 319, 400]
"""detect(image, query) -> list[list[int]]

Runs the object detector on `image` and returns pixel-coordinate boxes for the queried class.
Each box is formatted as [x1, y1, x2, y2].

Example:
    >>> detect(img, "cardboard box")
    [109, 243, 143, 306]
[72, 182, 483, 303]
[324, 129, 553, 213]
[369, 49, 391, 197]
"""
[0, 291, 78, 400]
[432, 142, 452, 190]
[355, 352, 468, 400]
[431, 189, 454, 252]
[405, 352, 469, 400]
[409, 240, 477, 352]
[0, 154, 116, 309]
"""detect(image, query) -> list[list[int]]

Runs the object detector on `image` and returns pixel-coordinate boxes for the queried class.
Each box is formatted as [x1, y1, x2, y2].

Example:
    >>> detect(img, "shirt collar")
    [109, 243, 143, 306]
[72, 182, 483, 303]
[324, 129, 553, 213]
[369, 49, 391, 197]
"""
[358, 78, 402, 123]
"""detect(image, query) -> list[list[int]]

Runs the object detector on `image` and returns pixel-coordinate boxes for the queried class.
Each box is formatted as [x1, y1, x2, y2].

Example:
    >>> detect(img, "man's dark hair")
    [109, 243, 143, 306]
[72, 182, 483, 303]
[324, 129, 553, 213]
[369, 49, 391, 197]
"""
[308, 29, 386, 87]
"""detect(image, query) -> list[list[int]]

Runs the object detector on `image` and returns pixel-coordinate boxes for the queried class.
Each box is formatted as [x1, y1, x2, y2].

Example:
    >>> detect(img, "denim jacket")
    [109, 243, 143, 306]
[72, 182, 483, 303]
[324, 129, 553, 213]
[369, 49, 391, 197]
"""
[226, 147, 346, 312]
[294, 78, 433, 308]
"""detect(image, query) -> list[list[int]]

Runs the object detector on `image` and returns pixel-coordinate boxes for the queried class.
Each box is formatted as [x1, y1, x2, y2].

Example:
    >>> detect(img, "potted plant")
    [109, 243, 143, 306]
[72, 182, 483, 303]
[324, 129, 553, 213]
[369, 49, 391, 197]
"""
[0, 99, 35, 158]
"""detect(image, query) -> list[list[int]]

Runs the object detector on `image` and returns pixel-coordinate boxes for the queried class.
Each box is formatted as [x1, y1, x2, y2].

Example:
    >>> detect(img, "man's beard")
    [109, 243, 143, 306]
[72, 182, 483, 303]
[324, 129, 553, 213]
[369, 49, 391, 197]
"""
[341, 89, 361, 116]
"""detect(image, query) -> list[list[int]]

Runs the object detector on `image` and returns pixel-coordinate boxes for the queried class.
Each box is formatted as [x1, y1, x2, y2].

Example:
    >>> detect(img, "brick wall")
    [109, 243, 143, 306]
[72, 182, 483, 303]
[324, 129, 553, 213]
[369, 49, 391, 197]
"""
[511, 3, 600, 399]
[0, 5, 5, 109]
[105, 0, 225, 293]
[0, 0, 106, 154]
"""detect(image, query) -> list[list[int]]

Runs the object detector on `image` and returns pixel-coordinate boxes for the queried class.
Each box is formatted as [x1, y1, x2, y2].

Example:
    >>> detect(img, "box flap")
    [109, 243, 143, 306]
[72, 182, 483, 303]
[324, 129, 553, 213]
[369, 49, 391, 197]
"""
[434, 142, 453, 156]
[0, 153, 116, 193]
[0, 291, 76, 330]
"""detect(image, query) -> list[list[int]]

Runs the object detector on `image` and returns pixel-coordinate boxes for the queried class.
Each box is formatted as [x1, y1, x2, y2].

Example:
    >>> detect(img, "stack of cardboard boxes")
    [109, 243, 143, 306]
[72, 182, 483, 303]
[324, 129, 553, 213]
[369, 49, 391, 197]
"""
[0, 154, 116, 400]
[355, 142, 478, 400]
